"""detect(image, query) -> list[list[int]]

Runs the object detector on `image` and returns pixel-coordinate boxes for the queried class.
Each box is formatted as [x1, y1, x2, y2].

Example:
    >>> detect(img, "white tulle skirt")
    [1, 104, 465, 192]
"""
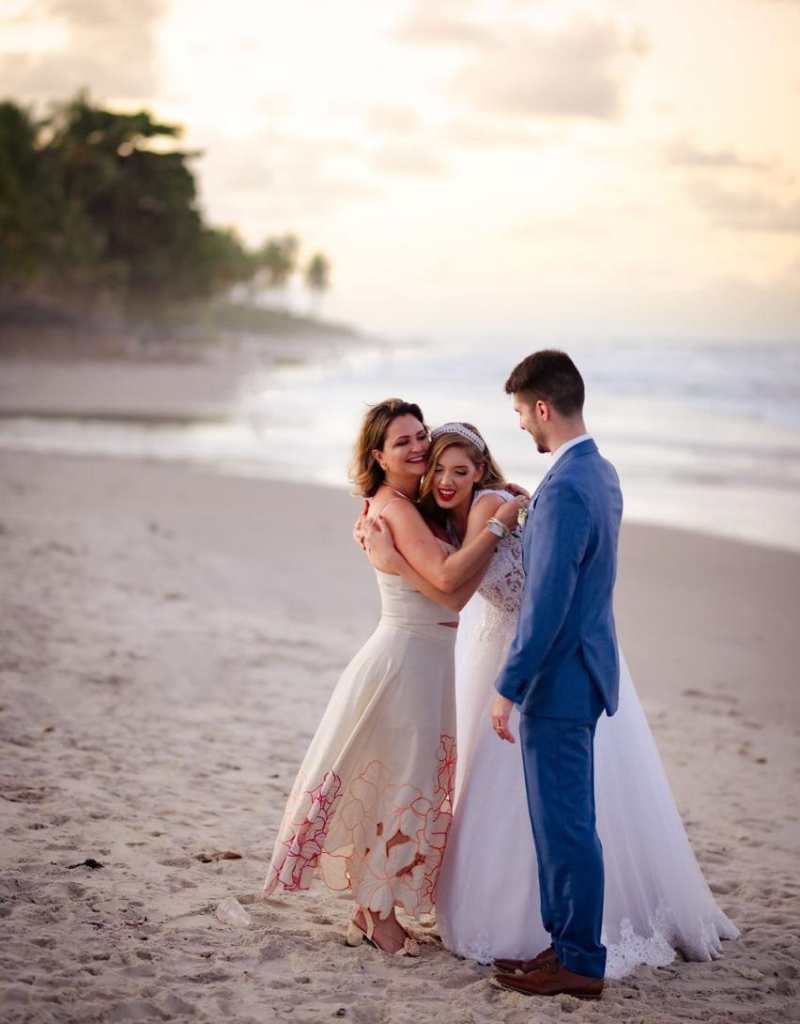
[435, 596, 739, 978]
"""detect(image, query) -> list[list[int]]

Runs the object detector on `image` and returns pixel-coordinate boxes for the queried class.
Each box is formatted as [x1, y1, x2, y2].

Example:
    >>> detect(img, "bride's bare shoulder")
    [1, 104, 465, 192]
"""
[468, 489, 505, 519]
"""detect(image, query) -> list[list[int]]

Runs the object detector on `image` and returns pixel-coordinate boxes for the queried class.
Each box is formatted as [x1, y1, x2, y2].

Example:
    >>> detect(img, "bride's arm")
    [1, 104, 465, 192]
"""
[381, 495, 523, 594]
[463, 492, 508, 543]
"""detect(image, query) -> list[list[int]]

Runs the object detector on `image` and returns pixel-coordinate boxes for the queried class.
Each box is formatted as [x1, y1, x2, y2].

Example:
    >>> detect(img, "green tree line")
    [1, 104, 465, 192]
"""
[0, 93, 331, 314]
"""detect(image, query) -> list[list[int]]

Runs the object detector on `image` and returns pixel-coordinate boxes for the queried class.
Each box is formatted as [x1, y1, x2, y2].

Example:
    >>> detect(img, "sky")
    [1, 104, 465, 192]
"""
[2, 0, 800, 342]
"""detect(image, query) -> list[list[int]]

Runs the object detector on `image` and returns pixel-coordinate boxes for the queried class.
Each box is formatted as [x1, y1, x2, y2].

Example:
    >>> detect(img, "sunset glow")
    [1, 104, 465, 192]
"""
[3, 0, 799, 340]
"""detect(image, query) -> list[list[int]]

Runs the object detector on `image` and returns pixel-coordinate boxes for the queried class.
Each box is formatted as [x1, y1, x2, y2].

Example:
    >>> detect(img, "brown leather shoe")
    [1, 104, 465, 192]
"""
[494, 959, 604, 1000]
[493, 945, 557, 974]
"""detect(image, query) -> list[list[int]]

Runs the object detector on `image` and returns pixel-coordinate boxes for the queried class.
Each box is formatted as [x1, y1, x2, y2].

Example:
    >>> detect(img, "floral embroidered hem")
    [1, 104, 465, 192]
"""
[266, 735, 456, 920]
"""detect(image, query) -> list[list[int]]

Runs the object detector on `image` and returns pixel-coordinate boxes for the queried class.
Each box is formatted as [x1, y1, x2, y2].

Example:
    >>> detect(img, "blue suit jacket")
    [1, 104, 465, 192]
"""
[495, 439, 623, 720]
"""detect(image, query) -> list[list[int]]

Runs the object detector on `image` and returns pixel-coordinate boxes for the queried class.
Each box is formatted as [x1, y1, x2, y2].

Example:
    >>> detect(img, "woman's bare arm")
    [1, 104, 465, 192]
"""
[371, 531, 485, 612]
[380, 495, 522, 593]
[364, 494, 506, 610]
[398, 562, 485, 613]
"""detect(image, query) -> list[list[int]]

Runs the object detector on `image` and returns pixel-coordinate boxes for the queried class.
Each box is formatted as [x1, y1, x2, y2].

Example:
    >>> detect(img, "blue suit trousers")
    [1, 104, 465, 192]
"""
[519, 712, 607, 979]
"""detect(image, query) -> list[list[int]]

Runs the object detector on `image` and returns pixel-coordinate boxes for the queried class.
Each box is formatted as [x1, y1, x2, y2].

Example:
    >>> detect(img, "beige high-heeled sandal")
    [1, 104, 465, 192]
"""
[345, 907, 420, 957]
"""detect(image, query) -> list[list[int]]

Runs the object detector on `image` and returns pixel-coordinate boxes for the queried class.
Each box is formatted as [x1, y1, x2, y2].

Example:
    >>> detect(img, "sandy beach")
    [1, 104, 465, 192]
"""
[1, 441, 798, 1024]
[2, 0, 798, 1016]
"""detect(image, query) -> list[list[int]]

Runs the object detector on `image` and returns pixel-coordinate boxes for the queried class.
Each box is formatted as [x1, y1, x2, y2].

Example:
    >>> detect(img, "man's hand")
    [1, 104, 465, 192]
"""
[363, 516, 403, 575]
[491, 694, 515, 743]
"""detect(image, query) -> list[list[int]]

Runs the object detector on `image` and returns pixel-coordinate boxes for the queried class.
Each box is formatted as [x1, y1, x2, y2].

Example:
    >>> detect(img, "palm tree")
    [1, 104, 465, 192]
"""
[1, 92, 342, 324]
[304, 252, 330, 317]
[0, 100, 45, 292]
[257, 234, 299, 307]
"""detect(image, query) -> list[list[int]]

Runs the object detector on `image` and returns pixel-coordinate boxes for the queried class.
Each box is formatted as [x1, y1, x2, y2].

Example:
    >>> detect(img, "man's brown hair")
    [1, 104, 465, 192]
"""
[504, 350, 585, 416]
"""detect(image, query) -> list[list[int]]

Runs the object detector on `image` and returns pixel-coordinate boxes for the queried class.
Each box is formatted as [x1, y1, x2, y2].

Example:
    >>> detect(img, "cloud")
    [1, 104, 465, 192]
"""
[364, 104, 545, 155]
[394, 7, 646, 121]
[206, 126, 443, 200]
[690, 182, 800, 234]
[666, 139, 772, 173]
[47, 0, 161, 26]
[370, 142, 447, 177]
[439, 117, 548, 150]
[196, 130, 380, 233]
[362, 95, 548, 166]
[366, 105, 423, 136]
[393, 1, 494, 49]
[0, 0, 165, 102]
[449, 17, 646, 120]
[363, 106, 447, 172]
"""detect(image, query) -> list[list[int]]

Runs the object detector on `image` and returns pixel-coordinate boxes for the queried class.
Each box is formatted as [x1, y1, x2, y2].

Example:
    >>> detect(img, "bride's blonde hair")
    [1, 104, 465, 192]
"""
[417, 423, 505, 527]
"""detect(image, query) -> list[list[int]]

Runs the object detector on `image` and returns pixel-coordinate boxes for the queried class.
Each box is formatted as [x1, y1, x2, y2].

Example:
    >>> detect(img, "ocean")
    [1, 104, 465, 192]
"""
[2, 337, 799, 552]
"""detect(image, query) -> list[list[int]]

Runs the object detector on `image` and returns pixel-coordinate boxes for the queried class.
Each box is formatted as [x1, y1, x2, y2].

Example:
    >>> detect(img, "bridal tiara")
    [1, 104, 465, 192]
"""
[430, 422, 486, 452]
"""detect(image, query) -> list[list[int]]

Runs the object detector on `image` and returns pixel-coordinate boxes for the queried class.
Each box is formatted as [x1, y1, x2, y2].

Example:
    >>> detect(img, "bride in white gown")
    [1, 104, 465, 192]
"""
[394, 423, 739, 979]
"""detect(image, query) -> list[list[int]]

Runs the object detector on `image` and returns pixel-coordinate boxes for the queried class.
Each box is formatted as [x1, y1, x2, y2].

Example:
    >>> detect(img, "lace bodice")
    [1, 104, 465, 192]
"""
[472, 490, 526, 641]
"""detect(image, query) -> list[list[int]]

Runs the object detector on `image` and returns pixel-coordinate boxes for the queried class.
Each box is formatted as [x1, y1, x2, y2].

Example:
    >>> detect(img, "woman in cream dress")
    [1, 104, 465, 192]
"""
[264, 400, 522, 955]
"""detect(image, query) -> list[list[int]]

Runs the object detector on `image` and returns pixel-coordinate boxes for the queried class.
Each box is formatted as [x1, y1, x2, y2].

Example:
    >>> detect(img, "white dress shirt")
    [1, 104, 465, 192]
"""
[550, 432, 593, 468]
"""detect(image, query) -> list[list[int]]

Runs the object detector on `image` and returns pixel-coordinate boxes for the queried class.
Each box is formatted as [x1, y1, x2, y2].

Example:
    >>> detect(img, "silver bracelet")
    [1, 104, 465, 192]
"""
[486, 517, 509, 539]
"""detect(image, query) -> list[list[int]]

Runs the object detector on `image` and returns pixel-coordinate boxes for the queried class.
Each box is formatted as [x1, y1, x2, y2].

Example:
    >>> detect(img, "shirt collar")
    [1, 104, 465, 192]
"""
[550, 433, 593, 467]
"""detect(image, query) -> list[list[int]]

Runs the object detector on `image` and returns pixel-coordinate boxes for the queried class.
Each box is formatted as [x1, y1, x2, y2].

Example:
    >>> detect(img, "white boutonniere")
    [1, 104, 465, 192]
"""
[517, 502, 530, 530]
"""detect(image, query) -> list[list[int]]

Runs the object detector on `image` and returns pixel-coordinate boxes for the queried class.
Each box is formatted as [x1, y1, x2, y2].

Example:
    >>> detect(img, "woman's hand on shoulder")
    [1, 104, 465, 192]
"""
[352, 499, 370, 551]
[363, 516, 403, 575]
[495, 494, 529, 529]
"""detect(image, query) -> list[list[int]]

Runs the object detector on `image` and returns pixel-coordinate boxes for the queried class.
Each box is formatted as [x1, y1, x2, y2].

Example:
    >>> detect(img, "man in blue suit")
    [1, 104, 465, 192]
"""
[490, 350, 623, 1001]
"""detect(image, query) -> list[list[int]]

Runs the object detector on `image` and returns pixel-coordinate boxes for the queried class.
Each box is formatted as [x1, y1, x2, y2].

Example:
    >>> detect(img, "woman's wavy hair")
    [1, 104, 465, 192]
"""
[349, 398, 427, 497]
[417, 423, 506, 528]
